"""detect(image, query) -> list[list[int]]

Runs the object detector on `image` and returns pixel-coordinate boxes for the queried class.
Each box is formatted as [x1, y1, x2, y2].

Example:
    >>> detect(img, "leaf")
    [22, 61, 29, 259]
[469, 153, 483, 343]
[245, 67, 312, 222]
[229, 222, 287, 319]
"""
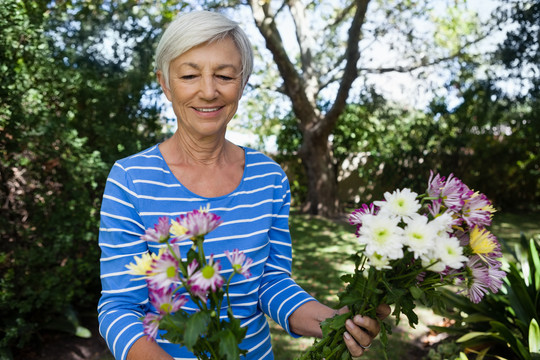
[218, 329, 241, 360]
[489, 321, 531, 360]
[457, 331, 495, 343]
[75, 325, 92, 338]
[160, 312, 189, 344]
[476, 346, 490, 360]
[529, 319, 540, 353]
[529, 238, 540, 291]
[184, 311, 211, 349]
[409, 285, 423, 300]
[393, 292, 417, 328]
[507, 263, 537, 325]
[462, 314, 495, 323]
[320, 312, 350, 338]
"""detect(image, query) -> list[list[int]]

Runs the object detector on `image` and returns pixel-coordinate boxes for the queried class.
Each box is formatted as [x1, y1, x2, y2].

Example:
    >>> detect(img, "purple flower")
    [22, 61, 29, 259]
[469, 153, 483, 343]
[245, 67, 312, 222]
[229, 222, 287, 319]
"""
[465, 256, 490, 303]
[143, 285, 188, 341]
[487, 262, 506, 293]
[440, 174, 469, 212]
[141, 216, 172, 243]
[188, 255, 224, 293]
[349, 203, 378, 236]
[427, 198, 443, 217]
[225, 249, 253, 278]
[149, 285, 188, 315]
[142, 313, 162, 341]
[171, 210, 223, 243]
[461, 192, 495, 228]
[427, 171, 445, 198]
[147, 249, 179, 289]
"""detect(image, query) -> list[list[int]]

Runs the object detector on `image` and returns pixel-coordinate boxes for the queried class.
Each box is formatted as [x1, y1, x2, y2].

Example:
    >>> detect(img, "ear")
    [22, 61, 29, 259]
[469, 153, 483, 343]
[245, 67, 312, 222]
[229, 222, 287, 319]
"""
[156, 70, 172, 101]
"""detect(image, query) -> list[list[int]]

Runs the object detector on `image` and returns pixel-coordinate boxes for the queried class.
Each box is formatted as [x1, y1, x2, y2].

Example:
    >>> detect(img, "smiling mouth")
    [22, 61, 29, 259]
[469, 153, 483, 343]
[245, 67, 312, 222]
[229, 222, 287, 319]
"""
[193, 106, 223, 112]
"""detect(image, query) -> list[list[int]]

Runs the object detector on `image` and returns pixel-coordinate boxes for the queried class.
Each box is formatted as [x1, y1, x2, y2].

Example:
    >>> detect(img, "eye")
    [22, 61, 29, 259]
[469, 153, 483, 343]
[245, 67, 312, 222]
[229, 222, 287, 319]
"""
[180, 74, 197, 80]
[217, 75, 234, 81]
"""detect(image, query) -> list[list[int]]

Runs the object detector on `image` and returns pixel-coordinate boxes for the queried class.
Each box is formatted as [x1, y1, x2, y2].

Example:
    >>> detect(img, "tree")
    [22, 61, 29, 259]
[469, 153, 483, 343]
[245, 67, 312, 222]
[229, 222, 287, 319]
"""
[204, 0, 495, 216]
[0, 0, 180, 354]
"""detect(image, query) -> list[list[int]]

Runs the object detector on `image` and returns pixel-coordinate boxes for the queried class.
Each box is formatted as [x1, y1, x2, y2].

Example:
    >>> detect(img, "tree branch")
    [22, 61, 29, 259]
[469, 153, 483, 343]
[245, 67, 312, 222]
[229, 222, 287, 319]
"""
[322, 0, 370, 136]
[360, 29, 494, 74]
[248, 0, 319, 129]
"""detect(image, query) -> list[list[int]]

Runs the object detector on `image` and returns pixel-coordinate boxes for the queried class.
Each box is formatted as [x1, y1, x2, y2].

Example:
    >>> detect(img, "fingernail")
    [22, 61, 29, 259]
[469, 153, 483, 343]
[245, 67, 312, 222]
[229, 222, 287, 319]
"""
[354, 315, 363, 323]
[344, 331, 351, 340]
[346, 319, 353, 328]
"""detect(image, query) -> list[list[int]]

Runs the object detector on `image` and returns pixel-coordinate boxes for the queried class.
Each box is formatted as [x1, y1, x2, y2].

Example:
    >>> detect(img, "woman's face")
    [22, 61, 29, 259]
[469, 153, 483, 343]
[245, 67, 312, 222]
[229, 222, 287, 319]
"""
[159, 36, 244, 140]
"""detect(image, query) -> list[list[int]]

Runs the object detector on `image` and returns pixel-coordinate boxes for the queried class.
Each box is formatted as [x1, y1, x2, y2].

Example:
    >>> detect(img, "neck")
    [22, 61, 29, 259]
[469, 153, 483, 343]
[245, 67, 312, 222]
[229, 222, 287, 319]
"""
[168, 130, 230, 166]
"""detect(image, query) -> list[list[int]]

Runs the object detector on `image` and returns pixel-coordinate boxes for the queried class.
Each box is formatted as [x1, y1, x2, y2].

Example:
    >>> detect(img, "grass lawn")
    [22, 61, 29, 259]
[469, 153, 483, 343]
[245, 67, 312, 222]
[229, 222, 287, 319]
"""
[268, 209, 540, 360]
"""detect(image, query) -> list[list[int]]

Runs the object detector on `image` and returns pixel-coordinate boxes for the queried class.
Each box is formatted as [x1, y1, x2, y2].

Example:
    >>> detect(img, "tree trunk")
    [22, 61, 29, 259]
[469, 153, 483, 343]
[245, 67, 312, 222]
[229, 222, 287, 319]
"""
[299, 130, 339, 217]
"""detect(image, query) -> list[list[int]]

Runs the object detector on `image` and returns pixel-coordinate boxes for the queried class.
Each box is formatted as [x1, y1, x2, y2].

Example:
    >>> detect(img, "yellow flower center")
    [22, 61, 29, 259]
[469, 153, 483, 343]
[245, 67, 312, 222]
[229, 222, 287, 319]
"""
[233, 264, 242, 272]
[166, 266, 176, 278]
[160, 303, 172, 313]
[469, 227, 496, 255]
[202, 265, 215, 279]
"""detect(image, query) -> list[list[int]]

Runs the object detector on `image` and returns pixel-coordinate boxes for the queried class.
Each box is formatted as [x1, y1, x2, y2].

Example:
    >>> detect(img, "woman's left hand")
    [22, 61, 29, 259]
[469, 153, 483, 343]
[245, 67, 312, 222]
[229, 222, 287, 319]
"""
[341, 303, 391, 359]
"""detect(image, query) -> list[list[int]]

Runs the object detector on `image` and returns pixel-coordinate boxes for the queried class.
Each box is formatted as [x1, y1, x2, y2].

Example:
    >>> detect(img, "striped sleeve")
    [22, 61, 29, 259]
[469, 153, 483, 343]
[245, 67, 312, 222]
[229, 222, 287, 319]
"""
[97, 162, 149, 360]
[258, 174, 315, 337]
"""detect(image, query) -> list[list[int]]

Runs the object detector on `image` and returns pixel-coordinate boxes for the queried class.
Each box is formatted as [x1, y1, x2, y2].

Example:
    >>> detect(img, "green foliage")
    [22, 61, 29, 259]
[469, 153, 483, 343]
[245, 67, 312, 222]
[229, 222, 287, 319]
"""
[0, 0, 170, 354]
[432, 235, 540, 360]
[425, 341, 464, 360]
[156, 232, 249, 360]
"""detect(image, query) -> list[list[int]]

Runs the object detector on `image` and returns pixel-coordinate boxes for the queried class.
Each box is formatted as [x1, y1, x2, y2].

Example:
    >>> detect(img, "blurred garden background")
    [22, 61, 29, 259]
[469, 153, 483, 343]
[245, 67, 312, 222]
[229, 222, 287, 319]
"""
[1, 0, 539, 359]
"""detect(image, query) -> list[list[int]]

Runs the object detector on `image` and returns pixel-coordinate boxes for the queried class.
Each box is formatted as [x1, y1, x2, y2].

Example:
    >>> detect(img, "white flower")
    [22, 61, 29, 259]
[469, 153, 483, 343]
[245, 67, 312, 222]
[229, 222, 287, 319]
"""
[422, 257, 447, 273]
[374, 188, 420, 221]
[430, 212, 455, 236]
[357, 214, 404, 260]
[368, 252, 392, 270]
[431, 236, 468, 270]
[402, 214, 438, 258]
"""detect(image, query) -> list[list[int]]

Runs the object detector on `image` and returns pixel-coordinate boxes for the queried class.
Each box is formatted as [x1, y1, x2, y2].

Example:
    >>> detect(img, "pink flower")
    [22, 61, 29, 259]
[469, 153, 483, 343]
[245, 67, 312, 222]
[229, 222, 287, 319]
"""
[487, 262, 506, 293]
[171, 210, 223, 243]
[187, 259, 199, 277]
[427, 171, 445, 198]
[225, 249, 253, 278]
[440, 174, 469, 212]
[461, 192, 494, 228]
[142, 286, 188, 341]
[349, 203, 378, 236]
[142, 216, 172, 243]
[465, 256, 490, 303]
[147, 250, 179, 289]
[142, 313, 162, 341]
[188, 255, 224, 293]
[149, 285, 188, 315]
[427, 198, 443, 217]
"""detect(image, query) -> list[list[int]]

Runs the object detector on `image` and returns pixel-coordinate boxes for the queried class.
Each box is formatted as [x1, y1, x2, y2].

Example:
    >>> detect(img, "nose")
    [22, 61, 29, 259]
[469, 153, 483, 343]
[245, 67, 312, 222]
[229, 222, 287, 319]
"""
[199, 75, 217, 100]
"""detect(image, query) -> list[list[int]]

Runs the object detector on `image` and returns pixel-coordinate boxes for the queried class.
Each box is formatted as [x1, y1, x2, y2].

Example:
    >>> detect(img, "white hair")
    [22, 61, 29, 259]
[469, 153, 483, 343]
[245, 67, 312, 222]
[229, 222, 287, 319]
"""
[155, 10, 253, 88]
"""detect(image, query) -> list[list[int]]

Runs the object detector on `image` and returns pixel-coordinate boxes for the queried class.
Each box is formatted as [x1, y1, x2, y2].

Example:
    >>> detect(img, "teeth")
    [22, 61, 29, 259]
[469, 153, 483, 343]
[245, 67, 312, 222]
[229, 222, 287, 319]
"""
[195, 107, 221, 112]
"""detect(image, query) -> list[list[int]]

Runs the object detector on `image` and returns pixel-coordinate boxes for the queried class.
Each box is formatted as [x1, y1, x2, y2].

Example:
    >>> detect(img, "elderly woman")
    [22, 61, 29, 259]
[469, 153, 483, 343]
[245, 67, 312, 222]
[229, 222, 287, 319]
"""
[98, 10, 389, 360]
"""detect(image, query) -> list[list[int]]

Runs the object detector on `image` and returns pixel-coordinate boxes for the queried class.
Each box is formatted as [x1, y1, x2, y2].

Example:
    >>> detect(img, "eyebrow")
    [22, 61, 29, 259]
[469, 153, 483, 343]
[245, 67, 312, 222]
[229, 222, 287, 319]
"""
[180, 62, 239, 72]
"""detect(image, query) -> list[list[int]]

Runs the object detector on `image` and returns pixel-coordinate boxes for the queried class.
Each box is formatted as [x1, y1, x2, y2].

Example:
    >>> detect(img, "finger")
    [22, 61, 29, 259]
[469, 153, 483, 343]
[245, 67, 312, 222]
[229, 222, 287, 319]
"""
[343, 330, 365, 358]
[336, 306, 349, 315]
[346, 318, 373, 347]
[351, 315, 380, 338]
[376, 304, 391, 320]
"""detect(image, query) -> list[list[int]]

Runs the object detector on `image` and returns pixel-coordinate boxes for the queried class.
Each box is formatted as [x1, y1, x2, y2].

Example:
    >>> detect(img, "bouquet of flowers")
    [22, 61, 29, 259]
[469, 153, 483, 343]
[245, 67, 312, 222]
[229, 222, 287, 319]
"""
[299, 172, 506, 360]
[125, 206, 253, 360]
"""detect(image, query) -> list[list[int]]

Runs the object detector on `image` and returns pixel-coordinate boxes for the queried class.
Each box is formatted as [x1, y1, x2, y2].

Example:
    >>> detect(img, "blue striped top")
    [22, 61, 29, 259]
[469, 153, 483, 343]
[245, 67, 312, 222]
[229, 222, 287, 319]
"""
[97, 144, 315, 360]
